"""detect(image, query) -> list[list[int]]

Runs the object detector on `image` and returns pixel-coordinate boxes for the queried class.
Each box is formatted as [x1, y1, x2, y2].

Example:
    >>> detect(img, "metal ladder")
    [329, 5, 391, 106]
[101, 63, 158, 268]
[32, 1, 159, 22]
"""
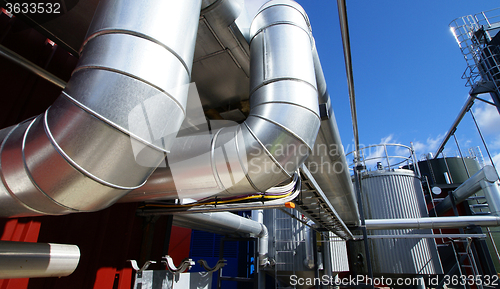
[273, 208, 297, 289]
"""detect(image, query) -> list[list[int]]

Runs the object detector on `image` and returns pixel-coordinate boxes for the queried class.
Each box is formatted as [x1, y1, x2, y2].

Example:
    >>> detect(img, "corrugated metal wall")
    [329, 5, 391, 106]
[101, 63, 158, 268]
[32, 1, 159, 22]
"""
[264, 208, 308, 273]
[327, 233, 349, 272]
[357, 170, 443, 275]
[262, 208, 350, 277]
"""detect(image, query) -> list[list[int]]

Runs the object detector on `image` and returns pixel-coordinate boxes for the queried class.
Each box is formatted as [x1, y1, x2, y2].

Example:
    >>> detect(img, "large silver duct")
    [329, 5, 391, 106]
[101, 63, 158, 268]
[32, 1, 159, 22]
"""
[365, 216, 500, 230]
[306, 47, 360, 226]
[0, 0, 201, 217]
[123, 0, 321, 201]
[433, 165, 500, 215]
[0, 241, 80, 279]
[173, 211, 269, 266]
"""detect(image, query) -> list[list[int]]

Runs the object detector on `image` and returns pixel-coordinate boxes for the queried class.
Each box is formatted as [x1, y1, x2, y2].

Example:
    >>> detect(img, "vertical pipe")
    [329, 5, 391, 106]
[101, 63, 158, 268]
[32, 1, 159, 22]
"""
[481, 180, 500, 216]
[353, 166, 374, 288]
[442, 152, 455, 183]
[453, 134, 471, 178]
[304, 221, 315, 269]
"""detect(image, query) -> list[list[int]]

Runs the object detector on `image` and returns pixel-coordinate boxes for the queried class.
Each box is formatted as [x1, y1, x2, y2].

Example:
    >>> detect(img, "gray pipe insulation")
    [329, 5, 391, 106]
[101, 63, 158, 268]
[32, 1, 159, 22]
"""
[124, 0, 321, 201]
[0, 241, 80, 279]
[307, 47, 360, 226]
[0, 0, 202, 217]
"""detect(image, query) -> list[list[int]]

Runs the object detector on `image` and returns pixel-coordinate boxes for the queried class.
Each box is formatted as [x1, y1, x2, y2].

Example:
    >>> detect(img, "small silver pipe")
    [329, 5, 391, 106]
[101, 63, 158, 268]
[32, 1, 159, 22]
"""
[0, 241, 80, 279]
[0, 44, 67, 89]
[365, 215, 500, 230]
[173, 211, 269, 266]
[303, 220, 315, 269]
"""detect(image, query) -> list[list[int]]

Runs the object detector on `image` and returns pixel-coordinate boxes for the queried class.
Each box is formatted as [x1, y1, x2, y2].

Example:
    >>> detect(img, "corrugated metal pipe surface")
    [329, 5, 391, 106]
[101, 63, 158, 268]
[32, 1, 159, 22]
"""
[0, 0, 201, 217]
[173, 211, 269, 266]
[123, 0, 321, 201]
[0, 241, 80, 279]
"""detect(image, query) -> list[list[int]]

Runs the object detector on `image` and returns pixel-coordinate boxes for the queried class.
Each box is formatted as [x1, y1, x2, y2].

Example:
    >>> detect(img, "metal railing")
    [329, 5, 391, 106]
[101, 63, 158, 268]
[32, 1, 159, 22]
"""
[450, 7, 500, 92]
[346, 143, 419, 175]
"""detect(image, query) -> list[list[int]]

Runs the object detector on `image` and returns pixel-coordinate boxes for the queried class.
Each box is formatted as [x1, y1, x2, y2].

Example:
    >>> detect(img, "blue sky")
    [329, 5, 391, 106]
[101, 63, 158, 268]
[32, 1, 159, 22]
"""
[244, 0, 500, 171]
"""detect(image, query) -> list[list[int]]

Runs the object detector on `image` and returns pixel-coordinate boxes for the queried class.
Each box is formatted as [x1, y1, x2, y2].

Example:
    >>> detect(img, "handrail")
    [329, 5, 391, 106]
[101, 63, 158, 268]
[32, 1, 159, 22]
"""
[346, 143, 417, 174]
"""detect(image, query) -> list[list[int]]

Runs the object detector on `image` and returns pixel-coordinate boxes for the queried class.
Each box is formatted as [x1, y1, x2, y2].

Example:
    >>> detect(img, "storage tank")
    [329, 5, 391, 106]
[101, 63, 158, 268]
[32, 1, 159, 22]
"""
[417, 156, 481, 186]
[349, 144, 443, 275]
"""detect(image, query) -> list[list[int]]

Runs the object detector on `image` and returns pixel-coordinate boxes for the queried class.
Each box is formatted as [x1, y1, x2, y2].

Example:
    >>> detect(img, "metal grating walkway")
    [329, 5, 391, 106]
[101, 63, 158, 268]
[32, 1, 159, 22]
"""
[296, 165, 353, 240]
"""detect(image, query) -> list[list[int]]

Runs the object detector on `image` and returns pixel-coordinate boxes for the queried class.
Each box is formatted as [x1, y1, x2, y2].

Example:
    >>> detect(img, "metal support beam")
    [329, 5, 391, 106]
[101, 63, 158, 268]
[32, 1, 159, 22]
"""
[336, 0, 359, 153]
[0, 44, 67, 89]
[354, 234, 487, 239]
[434, 96, 474, 158]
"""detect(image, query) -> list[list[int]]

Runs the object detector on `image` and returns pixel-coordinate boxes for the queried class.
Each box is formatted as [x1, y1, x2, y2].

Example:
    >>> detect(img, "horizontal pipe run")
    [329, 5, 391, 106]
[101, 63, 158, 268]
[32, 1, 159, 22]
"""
[0, 241, 80, 279]
[0, 44, 67, 89]
[173, 211, 269, 266]
[365, 216, 500, 230]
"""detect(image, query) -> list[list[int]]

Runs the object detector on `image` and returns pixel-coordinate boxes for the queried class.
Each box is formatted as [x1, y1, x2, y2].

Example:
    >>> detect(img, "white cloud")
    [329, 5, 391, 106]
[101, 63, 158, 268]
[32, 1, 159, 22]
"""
[491, 152, 500, 176]
[412, 133, 446, 157]
[473, 103, 500, 135]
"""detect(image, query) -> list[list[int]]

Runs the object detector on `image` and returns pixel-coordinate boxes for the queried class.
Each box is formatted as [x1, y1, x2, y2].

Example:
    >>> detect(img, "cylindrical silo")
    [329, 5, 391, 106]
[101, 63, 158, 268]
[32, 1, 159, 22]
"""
[418, 157, 481, 186]
[352, 168, 443, 275]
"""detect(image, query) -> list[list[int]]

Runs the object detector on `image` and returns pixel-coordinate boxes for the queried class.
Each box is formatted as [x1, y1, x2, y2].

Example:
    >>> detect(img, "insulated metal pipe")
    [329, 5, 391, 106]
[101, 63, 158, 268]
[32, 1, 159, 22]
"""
[306, 47, 360, 226]
[365, 216, 500, 230]
[124, 0, 320, 201]
[173, 211, 269, 265]
[0, 241, 80, 279]
[482, 180, 500, 216]
[433, 165, 498, 215]
[0, 0, 201, 217]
